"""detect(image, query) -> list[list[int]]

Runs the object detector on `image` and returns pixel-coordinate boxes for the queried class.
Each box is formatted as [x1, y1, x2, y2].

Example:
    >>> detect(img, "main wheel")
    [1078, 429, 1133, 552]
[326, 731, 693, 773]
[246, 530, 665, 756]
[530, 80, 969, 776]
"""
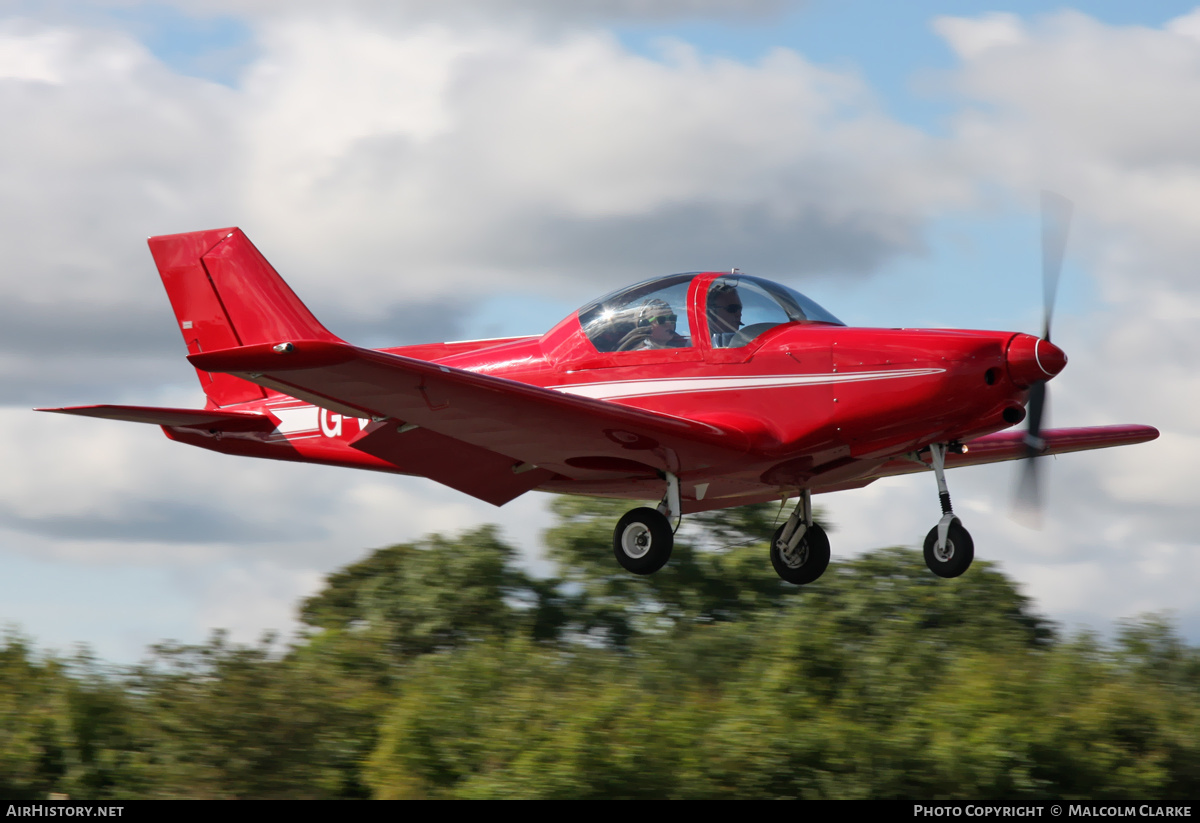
[770, 522, 831, 585]
[613, 507, 674, 575]
[923, 520, 975, 578]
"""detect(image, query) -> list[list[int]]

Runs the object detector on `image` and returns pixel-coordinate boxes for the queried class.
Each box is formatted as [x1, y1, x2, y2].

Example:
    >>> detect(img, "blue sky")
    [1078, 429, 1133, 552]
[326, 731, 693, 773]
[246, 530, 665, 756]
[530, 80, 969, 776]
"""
[109, 4, 253, 87]
[622, 1, 1200, 134]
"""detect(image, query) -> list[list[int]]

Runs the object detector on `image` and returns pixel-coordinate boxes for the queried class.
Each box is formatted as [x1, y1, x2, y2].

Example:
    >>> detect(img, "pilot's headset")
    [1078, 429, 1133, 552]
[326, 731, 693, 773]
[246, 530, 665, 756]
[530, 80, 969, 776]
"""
[637, 298, 674, 328]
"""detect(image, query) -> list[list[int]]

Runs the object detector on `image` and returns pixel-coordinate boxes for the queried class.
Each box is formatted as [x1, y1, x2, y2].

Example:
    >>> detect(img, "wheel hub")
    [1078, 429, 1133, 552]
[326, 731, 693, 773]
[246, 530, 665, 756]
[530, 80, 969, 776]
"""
[778, 537, 809, 569]
[621, 523, 652, 559]
[934, 539, 955, 563]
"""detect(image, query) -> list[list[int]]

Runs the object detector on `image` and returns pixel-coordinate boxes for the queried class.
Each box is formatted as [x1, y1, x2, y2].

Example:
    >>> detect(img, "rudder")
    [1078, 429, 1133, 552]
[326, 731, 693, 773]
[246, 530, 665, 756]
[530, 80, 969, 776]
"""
[148, 228, 341, 407]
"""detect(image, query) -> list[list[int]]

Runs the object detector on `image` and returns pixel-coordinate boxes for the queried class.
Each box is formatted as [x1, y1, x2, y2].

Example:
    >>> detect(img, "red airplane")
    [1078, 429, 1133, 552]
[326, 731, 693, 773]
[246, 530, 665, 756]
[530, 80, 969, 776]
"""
[41, 206, 1158, 584]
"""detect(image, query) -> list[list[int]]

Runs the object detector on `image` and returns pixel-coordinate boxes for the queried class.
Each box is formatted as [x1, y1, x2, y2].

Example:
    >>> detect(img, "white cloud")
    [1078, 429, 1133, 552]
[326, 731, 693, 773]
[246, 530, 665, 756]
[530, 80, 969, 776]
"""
[934, 12, 1028, 60]
[935, 11, 1200, 291]
[0, 21, 71, 83]
[164, 0, 795, 25]
[233, 15, 964, 312]
[0, 9, 960, 352]
[1166, 7, 1200, 42]
[0, 19, 238, 312]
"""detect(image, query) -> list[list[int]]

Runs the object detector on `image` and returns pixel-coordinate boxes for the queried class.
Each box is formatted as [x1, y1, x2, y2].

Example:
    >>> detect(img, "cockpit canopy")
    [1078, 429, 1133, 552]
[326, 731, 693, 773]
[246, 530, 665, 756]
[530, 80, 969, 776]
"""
[577, 272, 844, 353]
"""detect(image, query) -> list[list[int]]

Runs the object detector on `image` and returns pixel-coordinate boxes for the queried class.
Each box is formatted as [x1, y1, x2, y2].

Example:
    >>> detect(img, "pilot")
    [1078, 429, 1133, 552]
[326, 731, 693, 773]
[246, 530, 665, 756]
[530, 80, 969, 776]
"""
[618, 299, 690, 350]
[707, 282, 743, 347]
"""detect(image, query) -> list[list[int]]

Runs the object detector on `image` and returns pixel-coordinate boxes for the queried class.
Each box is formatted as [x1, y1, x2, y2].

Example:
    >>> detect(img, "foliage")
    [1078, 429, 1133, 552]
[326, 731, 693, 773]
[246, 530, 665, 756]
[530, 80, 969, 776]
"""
[0, 634, 146, 800]
[0, 632, 73, 799]
[2, 500, 1199, 799]
[299, 525, 555, 659]
[126, 632, 371, 798]
[541, 498, 806, 644]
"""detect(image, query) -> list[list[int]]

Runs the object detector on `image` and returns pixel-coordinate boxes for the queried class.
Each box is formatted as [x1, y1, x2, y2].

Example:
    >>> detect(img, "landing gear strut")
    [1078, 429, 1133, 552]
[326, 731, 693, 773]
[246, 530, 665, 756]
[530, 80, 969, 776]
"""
[922, 443, 974, 578]
[769, 489, 830, 585]
[612, 471, 680, 575]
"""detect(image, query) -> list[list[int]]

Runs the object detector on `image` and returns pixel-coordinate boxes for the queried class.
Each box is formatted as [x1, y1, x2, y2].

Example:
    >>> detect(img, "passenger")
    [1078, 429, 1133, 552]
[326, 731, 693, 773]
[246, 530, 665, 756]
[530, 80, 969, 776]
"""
[590, 305, 640, 352]
[617, 299, 690, 350]
[708, 282, 744, 347]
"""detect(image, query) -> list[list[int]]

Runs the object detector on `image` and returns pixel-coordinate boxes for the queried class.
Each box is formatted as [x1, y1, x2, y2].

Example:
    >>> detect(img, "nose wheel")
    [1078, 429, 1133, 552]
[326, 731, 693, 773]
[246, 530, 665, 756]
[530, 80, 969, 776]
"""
[923, 443, 975, 578]
[923, 520, 974, 578]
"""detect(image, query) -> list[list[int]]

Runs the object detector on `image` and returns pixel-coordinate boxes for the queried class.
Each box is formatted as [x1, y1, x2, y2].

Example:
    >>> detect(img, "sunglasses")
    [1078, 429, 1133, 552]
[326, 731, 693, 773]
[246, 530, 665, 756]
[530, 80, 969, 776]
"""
[650, 314, 677, 325]
[717, 304, 742, 313]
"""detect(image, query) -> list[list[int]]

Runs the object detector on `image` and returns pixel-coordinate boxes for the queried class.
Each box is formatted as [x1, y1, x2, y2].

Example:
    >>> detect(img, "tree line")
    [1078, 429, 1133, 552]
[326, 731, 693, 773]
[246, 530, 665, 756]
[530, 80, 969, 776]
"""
[2, 497, 1197, 799]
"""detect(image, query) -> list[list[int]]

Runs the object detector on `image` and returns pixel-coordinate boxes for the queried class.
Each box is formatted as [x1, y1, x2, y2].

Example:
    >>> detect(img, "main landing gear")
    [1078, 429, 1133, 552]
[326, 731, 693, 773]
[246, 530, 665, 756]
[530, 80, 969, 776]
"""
[612, 472, 680, 575]
[921, 443, 974, 578]
[611, 475, 832, 585]
[769, 489, 830, 584]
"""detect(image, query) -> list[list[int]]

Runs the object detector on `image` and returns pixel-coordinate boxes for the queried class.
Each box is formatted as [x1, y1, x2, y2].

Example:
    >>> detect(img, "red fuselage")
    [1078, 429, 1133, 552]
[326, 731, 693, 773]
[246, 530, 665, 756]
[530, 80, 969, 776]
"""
[165, 272, 1063, 513]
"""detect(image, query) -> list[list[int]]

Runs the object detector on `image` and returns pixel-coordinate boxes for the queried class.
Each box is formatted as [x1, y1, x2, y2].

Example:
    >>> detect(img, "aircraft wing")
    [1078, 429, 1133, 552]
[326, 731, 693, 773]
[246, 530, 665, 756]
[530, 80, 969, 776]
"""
[868, 425, 1160, 480]
[37, 404, 276, 432]
[188, 340, 752, 477]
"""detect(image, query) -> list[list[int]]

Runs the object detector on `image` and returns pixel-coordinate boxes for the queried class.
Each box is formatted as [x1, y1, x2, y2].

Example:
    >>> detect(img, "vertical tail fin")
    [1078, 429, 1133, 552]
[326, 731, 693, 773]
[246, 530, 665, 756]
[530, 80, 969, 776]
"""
[148, 228, 342, 407]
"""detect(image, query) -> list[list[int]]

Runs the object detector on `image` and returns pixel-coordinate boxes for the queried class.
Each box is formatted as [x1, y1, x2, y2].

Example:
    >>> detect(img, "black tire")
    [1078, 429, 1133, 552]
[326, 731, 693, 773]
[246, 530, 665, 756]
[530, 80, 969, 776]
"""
[923, 520, 975, 578]
[770, 522, 831, 585]
[613, 507, 674, 575]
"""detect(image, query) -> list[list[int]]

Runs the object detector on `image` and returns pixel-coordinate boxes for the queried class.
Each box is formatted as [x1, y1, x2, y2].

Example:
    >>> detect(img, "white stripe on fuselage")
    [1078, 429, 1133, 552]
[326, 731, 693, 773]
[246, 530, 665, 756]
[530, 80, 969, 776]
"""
[549, 368, 945, 401]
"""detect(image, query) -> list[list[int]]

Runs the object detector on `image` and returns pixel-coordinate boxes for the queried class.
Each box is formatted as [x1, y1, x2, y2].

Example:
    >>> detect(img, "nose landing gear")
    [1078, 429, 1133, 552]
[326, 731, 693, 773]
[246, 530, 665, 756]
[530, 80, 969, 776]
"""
[922, 443, 974, 578]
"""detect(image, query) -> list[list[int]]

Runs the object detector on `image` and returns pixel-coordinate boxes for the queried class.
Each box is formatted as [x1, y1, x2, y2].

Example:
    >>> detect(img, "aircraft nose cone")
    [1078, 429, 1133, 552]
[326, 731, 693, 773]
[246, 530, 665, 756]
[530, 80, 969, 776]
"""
[1007, 333, 1067, 387]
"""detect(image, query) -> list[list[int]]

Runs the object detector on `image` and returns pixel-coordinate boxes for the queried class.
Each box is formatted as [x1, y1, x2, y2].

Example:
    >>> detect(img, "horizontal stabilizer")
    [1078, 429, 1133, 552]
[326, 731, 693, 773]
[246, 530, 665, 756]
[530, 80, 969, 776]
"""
[37, 404, 277, 432]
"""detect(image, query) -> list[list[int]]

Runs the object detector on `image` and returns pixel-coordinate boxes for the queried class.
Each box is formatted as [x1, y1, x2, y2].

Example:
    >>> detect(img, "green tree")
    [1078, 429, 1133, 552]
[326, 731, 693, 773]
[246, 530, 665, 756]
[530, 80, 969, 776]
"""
[7, 499, 1200, 800]
[128, 632, 366, 798]
[0, 635, 145, 800]
[364, 537, 1073, 799]
[541, 497, 817, 644]
[0, 632, 73, 799]
[300, 525, 561, 662]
